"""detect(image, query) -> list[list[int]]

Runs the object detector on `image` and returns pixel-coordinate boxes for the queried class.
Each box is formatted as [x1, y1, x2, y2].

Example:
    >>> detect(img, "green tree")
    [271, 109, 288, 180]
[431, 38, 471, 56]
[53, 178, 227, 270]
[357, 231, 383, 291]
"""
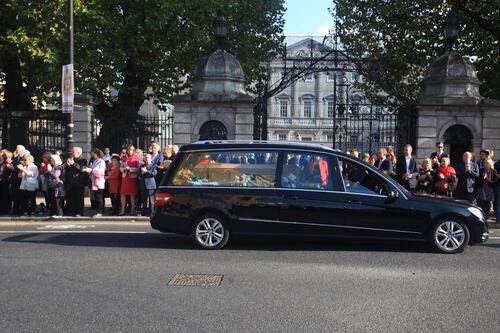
[1, 0, 285, 150]
[333, 0, 500, 105]
[74, 0, 285, 150]
[0, 1, 67, 109]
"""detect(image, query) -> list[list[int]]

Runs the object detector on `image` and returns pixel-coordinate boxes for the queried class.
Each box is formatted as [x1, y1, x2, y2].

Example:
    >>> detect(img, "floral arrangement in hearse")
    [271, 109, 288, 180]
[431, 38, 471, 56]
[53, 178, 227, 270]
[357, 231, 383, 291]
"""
[173, 168, 196, 185]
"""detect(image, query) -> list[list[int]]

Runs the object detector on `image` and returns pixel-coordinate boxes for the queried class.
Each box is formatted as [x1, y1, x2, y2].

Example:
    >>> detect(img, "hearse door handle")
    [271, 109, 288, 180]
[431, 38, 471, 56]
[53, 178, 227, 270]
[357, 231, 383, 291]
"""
[346, 199, 363, 205]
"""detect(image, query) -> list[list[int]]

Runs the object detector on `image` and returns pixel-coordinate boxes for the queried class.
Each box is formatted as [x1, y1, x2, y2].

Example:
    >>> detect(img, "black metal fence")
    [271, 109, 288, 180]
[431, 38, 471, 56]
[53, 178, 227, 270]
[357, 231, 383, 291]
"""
[91, 110, 173, 152]
[0, 109, 67, 162]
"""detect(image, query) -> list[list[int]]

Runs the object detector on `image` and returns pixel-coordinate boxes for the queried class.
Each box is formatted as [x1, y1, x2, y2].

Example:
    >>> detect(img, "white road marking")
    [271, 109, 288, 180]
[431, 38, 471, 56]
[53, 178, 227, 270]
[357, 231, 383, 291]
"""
[36, 224, 96, 230]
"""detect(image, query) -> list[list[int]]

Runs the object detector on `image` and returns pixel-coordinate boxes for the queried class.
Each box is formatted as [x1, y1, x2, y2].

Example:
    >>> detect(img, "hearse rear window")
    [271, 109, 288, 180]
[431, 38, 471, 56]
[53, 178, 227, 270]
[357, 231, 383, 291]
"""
[168, 151, 278, 188]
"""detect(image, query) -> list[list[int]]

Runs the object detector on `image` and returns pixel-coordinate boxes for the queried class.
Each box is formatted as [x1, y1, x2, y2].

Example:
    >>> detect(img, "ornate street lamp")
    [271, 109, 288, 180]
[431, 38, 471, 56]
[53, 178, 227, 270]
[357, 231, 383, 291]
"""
[213, 10, 228, 49]
[443, 11, 459, 51]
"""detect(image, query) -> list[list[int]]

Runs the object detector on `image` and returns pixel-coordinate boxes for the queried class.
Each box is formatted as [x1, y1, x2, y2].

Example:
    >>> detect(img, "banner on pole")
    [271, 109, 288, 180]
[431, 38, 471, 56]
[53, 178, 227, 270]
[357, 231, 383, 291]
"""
[62, 64, 74, 113]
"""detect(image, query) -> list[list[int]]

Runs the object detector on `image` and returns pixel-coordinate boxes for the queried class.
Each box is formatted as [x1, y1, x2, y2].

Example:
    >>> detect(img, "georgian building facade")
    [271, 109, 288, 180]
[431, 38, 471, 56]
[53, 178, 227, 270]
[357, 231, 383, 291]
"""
[267, 38, 369, 146]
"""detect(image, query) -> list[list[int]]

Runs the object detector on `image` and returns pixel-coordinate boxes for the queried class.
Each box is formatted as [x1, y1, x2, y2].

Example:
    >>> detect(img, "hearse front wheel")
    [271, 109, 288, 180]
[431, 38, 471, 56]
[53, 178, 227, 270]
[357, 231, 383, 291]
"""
[193, 214, 229, 249]
[431, 219, 469, 254]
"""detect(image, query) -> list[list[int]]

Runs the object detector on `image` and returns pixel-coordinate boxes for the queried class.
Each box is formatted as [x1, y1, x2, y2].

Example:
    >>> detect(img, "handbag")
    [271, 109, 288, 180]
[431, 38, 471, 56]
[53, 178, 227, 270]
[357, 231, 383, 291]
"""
[409, 174, 418, 190]
[447, 177, 457, 192]
[49, 178, 62, 190]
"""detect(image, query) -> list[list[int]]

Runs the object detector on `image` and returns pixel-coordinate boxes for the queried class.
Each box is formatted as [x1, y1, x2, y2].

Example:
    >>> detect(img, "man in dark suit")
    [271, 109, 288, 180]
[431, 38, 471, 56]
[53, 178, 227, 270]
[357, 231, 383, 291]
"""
[64, 147, 89, 216]
[430, 141, 449, 169]
[376, 148, 392, 174]
[476, 149, 490, 169]
[455, 151, 479, 202]
[396, 144, 419, 190]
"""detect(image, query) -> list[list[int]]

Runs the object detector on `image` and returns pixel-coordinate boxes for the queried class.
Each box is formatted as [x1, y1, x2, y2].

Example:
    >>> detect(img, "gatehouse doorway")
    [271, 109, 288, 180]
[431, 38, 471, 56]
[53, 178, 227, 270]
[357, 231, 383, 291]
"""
[199, 120, 228, 141]
[443, 125, 473, 165]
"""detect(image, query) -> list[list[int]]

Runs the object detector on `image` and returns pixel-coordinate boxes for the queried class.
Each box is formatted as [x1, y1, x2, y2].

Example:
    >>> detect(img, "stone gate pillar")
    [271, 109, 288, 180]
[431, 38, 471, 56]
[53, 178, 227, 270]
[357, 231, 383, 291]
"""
[73, 94, 93, 159]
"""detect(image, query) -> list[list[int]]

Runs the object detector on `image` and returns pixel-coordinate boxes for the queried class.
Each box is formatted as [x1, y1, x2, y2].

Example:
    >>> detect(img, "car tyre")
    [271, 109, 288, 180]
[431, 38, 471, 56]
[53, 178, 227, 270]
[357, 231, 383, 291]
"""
[192, 214, 229, 250]
[430, 218, 469, 254]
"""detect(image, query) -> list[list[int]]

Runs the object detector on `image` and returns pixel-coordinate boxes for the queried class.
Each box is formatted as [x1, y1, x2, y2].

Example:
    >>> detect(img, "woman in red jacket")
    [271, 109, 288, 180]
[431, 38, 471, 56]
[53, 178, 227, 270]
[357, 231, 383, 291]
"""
[434, 157, 457, 197]
[308, 155, 329, 188]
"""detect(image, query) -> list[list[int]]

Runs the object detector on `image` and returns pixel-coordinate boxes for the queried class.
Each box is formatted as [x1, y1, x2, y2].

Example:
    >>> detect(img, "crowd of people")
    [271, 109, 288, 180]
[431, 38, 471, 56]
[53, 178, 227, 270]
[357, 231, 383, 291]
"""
[0, 143, 179, 218]
[0, 141, 499, 221]
[349, 142, 499, 221]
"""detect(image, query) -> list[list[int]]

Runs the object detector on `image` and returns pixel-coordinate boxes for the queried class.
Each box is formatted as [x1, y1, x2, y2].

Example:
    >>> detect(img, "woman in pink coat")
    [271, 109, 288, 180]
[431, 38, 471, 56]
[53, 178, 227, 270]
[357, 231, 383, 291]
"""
[85, 148, 106, 218]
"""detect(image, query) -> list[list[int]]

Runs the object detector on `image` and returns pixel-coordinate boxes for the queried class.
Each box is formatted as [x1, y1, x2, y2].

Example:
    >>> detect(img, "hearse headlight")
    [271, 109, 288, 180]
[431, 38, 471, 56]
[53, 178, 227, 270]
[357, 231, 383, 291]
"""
[468, 207, 484, 220]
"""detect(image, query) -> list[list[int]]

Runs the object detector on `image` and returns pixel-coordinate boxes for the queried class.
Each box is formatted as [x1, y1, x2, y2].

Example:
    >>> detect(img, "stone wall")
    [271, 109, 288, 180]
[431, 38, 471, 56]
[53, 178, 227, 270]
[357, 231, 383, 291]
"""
[173, 100, 254, 146]
[416, 103, 500, 161]
[73, 94, 94, 159]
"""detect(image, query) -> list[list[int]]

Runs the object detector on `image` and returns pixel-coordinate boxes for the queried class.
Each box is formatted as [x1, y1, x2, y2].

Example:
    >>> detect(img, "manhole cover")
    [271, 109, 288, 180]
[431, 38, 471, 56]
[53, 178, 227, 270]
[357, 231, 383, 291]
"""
[168, 274, 223, 287]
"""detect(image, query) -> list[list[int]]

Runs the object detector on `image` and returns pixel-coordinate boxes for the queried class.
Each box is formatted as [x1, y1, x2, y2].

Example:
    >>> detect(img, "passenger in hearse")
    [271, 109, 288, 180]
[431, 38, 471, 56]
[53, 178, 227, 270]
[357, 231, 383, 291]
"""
[308, 155, 329, 188]
[196, 154, 214, 167]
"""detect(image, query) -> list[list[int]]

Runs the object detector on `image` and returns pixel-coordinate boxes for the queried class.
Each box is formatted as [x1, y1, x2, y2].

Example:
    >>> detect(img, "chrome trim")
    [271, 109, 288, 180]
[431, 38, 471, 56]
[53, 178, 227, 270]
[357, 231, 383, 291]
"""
[238, 217, 422, 235]
[158, 185, 387, 198]
[191, 140, 334, 151]
[180, 147, 329, 155]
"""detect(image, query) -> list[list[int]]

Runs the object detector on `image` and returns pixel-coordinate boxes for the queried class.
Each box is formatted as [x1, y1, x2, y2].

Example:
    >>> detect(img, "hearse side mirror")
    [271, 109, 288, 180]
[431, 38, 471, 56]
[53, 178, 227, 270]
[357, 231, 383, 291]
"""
[388, 190, 399, 198]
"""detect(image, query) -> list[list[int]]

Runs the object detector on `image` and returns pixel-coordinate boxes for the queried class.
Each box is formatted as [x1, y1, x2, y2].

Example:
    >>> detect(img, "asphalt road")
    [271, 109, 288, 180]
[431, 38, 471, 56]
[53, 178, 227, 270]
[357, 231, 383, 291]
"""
[1, 222, 499, 333]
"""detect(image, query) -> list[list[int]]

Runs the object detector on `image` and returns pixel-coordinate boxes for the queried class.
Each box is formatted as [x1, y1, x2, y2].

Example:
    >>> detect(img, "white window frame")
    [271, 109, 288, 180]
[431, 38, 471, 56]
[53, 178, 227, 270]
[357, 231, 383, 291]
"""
[326, 72, 335, 82]
[303, 100, 313, 118]
[304, 73, 314, 82]
[327, 100, 334, 118]
[279, 99, 289, 118]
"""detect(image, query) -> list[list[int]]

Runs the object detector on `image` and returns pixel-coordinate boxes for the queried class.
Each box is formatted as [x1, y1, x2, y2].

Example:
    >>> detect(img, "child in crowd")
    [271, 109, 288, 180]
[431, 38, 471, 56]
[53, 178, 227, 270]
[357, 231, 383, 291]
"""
[138, 153, 157, 216]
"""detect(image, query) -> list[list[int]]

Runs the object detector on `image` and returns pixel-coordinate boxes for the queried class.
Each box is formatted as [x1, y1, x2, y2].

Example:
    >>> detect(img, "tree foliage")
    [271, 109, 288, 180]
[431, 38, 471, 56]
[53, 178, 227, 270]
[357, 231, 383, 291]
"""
[0, 0, 285, 150]
[0, 0, 285, 110]
[333, 0, 500, 105]
[0, 0, 67, 108]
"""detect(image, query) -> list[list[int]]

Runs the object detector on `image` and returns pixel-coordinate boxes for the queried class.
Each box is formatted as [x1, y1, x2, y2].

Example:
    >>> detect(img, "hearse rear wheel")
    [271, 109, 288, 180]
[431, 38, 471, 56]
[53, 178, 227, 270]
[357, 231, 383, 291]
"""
[193, 214, 229, 250]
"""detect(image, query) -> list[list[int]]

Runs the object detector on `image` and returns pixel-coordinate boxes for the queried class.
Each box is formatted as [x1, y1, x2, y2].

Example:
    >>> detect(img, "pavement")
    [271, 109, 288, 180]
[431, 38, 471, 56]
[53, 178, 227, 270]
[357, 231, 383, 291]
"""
[0, 221, 500, 332]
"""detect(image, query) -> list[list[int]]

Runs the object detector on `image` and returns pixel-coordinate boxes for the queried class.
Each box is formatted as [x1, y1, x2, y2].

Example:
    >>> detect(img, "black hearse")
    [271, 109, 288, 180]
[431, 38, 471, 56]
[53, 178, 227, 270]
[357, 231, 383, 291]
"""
[150, 141, 488, 253]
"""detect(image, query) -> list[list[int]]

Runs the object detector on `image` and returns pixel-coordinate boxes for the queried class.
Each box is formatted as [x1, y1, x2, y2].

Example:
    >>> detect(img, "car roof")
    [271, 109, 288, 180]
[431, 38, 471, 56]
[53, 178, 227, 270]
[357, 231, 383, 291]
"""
[180, 140, 337, 153]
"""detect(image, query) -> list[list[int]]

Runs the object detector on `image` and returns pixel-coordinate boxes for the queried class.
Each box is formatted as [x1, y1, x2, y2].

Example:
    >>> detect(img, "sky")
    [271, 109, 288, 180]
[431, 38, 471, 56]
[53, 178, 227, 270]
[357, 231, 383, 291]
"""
[283, 0, 334, 35]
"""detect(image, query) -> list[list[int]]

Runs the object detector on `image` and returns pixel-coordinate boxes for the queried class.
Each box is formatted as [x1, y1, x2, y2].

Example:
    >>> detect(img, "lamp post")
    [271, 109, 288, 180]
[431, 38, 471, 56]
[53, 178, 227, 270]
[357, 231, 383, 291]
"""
[213, 11, 228, 49]
[66, 0, 74, 155]
[443, 11, 459, 51]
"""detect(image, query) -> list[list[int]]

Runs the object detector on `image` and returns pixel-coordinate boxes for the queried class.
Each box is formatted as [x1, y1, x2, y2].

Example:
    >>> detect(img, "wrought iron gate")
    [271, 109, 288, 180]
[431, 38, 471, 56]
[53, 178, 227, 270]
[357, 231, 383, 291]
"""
[0, 109, 67, 161]
[91, 110, 173, 151]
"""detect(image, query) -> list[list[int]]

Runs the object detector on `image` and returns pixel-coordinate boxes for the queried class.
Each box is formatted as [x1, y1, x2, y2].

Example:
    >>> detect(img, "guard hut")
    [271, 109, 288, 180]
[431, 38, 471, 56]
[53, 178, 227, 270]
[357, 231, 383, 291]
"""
[416, 13, 500, 165]
[171, 12, 254, 146]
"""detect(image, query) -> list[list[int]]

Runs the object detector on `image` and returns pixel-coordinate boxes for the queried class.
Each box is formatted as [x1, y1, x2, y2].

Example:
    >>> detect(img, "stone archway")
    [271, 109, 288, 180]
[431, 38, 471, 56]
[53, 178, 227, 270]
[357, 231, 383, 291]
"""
[443, 125, 473, 166]
[199, 120, 228, 141]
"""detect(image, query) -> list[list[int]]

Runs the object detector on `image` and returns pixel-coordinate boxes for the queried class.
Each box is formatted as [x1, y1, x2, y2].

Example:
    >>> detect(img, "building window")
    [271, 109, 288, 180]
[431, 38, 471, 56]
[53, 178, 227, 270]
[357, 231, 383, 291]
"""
[303, 101, 312, 117]
[327, 101, 334, 118]
[278, 134, 287, 141]
[353, 73, 360, 82]
[304, 73, 313, 82]
[301, 137, 312, 142]
[326, 72, 335, 82]
[279, 100, 288, 118]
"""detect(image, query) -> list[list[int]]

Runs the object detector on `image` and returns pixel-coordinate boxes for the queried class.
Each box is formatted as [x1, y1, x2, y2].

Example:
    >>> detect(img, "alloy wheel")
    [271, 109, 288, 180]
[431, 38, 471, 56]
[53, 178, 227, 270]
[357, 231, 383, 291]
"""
[434, 220, 466, 252]
[195, 217, 226, 248]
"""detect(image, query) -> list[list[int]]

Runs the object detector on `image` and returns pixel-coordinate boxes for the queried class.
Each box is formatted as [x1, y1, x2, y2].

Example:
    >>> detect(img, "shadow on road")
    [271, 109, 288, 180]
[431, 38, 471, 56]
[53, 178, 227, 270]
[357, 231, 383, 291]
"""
[1, 232, 437, 253]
